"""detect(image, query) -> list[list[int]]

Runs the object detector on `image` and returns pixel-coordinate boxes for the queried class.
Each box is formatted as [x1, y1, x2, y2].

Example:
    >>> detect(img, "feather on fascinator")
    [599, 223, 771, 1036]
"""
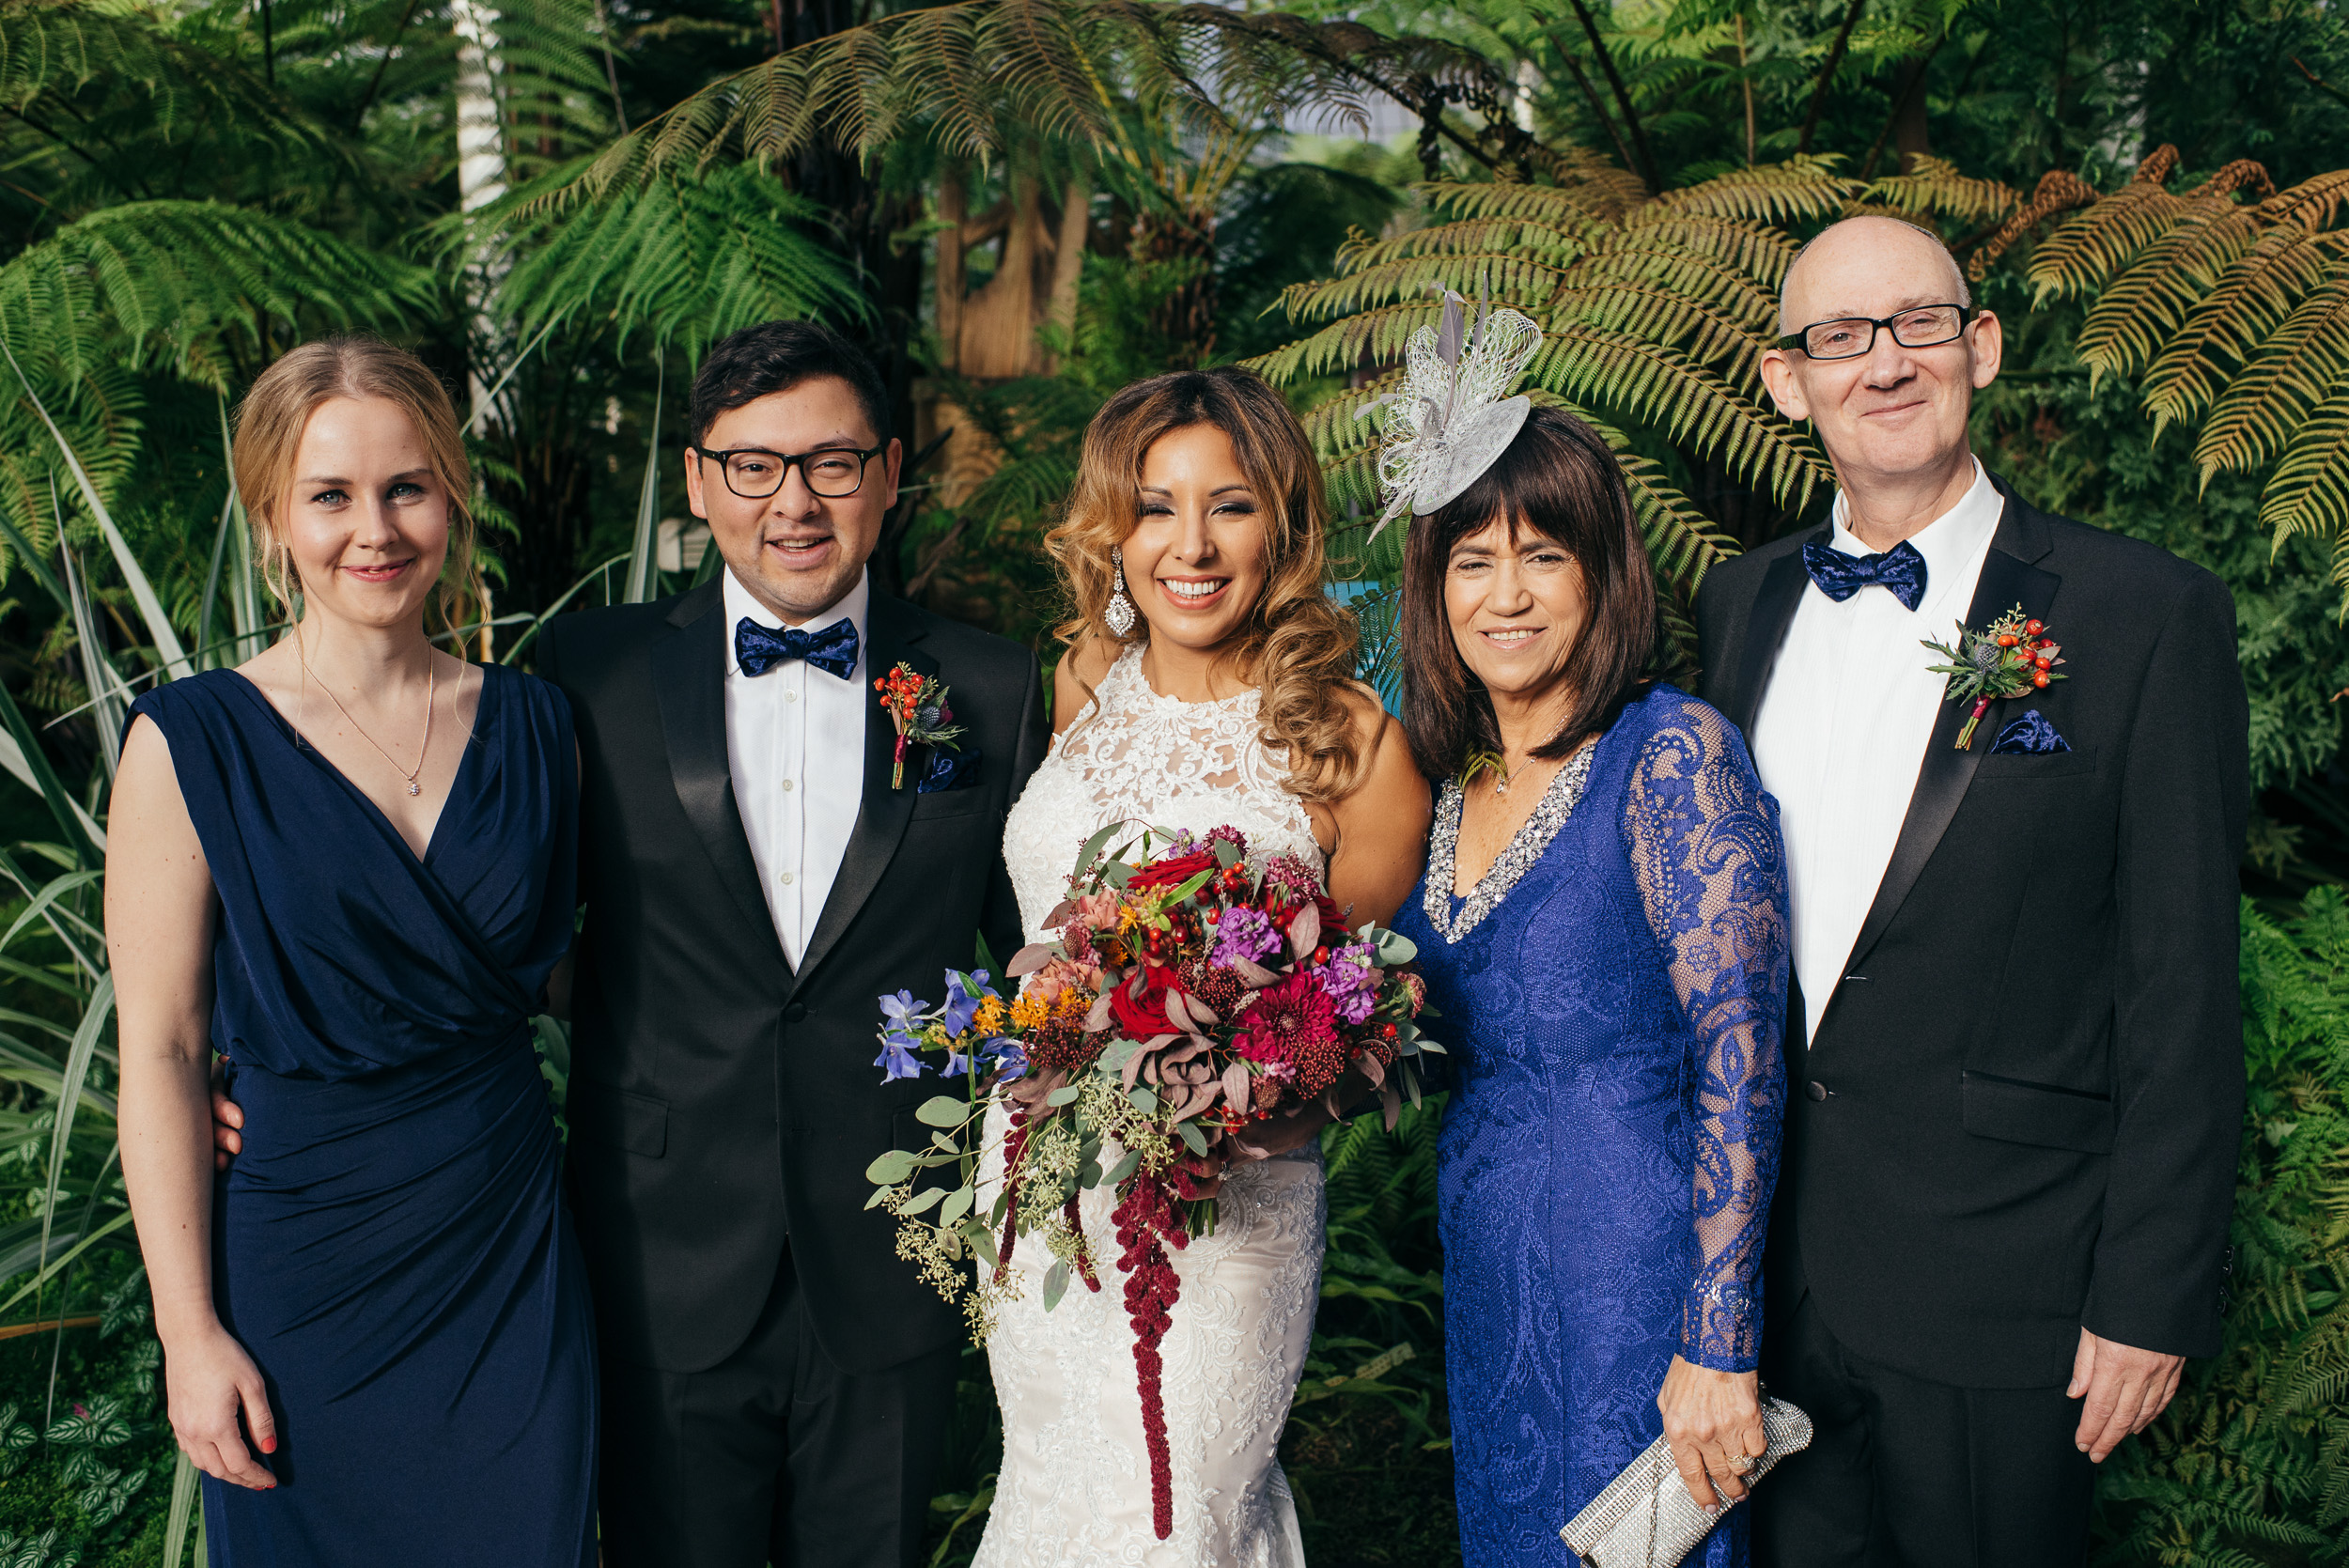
[1357, 287, 1545, 536]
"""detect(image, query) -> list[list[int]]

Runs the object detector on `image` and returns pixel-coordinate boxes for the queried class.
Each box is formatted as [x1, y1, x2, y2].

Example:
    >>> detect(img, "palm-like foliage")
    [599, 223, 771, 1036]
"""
[1247, 163, 1875, 647]
[1975, 145, 2349, 606]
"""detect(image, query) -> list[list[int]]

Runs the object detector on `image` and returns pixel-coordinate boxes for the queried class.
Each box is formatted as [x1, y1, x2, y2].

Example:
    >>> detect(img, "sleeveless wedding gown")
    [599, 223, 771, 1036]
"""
[978, 643, 1327, 1567]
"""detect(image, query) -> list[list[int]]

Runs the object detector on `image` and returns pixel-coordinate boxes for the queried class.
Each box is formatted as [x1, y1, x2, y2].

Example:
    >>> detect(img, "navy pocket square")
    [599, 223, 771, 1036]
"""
[1989, 710, 2071, 755]
[915, 747, 982, 793]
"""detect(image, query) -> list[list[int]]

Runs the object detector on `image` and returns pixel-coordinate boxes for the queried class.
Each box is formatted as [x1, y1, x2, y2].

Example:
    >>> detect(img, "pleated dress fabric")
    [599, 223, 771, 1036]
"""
[130, 665, 597, 1568]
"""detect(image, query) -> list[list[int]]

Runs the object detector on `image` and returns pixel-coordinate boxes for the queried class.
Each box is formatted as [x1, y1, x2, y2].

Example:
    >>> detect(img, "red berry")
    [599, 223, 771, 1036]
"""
[2025, 619, 2044, 636]
[1997, 633, 2019, 647]
[1379, 1022, 1399, 1040]
[2032, 672, 2050, 688]
[1311, 946, 1330, 966]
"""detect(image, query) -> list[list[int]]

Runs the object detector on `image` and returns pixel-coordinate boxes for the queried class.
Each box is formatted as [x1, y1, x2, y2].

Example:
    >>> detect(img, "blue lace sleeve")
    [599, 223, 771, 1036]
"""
[1624, 698, 1790, 1373]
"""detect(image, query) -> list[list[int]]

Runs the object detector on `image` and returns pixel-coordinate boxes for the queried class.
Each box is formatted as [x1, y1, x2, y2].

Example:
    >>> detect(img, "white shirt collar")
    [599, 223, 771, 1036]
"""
[1826, 458, 2000, 611]
[722, 567, 870, 672]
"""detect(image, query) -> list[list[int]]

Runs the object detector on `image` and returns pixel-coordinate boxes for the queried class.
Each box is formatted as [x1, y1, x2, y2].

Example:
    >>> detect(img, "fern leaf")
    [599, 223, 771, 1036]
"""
[2189, 266, 2349, 476]
[1862, 154, 2022, 227]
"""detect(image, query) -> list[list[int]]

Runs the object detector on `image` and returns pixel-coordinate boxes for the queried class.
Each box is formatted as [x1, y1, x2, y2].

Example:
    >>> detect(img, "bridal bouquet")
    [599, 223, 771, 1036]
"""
[863, 823, 1439, 1538]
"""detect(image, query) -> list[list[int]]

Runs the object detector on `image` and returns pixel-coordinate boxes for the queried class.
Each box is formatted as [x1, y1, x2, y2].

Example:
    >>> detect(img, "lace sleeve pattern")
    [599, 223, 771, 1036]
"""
[1625, 698, 1790, 1373]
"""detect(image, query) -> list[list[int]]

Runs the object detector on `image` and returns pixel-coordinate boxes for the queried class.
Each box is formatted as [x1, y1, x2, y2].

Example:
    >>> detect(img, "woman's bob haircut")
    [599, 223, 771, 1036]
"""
[1398, 404, 1657, 780]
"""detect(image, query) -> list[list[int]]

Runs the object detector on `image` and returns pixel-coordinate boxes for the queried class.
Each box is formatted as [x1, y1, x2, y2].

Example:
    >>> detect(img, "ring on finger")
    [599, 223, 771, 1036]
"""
[1724, 1454, 1756, 1474]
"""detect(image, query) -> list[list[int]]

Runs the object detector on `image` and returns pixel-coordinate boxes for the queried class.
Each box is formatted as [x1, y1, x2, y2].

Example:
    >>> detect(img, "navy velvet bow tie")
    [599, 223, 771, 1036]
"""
[734, 616, 860, 680]
[1801, 538, 1929, 612]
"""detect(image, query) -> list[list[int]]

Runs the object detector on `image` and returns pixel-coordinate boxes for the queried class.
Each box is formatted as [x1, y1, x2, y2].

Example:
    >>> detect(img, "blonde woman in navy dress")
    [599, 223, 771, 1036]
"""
[111, 338, 595, 1564]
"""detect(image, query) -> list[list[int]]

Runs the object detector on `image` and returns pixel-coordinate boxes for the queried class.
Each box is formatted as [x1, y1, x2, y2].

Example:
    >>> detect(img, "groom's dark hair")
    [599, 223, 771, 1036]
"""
[688, 319, 892, 450]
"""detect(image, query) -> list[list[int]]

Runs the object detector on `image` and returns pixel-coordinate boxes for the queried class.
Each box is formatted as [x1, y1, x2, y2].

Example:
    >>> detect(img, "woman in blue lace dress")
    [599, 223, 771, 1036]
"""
[1385, 407, 1790, 1568]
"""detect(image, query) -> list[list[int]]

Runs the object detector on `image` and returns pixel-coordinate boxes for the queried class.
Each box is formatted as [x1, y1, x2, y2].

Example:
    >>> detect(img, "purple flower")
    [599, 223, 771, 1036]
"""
[1210, 906, 1283, 970]
[942, 970, 995, 1036]
[874, 1036, 927, 1082]
[1313, 942, 1380, 1027]
[978, 1036, 1029, 1080]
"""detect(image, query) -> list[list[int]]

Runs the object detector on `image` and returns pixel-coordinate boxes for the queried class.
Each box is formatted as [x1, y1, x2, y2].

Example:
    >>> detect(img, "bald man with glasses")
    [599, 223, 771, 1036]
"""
[1693, 216, 2248, 1567]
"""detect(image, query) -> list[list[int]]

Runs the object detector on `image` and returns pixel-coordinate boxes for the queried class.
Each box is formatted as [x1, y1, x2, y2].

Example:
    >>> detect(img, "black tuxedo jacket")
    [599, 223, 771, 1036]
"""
[537, 582, 1047, 1376]
[1694, 474, 2248, 1389]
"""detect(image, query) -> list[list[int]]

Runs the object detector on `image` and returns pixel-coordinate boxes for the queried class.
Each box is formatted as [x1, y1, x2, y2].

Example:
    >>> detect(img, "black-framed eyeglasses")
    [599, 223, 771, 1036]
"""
[1778, 304, 1972, 360]
[694, 442, 885, 500]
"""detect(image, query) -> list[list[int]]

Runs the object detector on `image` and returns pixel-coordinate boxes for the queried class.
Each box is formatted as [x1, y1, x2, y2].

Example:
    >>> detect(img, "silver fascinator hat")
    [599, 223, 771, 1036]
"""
[1358, 287, 1546, 536]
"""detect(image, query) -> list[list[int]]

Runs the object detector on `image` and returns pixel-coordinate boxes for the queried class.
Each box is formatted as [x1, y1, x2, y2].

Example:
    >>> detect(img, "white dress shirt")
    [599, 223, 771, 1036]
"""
[723, 567, 869, 968]
[1749, 459, 2002, 1039]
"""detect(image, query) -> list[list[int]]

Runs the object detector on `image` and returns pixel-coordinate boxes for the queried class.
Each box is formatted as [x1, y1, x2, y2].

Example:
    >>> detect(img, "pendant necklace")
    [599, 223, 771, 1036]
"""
[307, 658, 436, 797]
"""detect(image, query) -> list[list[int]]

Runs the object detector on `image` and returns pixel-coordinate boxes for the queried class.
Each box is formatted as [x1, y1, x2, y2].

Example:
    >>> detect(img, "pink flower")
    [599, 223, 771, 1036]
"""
[1070, 890, 1124, 933]
[1235, 974, 1347, 1098]
[1027, 954, 1102, 1007]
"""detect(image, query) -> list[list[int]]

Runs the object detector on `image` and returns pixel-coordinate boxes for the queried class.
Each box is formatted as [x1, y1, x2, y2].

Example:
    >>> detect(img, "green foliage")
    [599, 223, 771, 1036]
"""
[2092, 889, 2349, 1564]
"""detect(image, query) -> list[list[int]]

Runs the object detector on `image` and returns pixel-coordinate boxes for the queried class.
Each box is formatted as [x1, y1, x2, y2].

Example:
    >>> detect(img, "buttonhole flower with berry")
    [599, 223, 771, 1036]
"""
[1921, 604, 2068, 750]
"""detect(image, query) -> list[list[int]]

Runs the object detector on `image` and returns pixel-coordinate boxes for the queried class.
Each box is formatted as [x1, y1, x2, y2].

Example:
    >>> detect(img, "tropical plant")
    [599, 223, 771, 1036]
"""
[1956, 146, 2349, 610]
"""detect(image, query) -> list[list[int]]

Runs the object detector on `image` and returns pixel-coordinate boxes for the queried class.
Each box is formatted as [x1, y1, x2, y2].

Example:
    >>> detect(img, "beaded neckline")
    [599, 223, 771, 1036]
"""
[1421, 739, 1598, 943]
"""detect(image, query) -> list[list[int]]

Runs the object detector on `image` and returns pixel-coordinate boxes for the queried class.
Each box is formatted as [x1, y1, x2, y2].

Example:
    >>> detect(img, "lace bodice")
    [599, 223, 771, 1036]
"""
[1003, 644, 1322, 940]
[983, 641, 1326, 1566]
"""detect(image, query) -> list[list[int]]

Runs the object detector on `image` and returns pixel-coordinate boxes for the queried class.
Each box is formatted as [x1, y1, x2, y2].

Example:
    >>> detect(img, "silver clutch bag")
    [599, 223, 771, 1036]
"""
[1558, 1396, 1813, 1568]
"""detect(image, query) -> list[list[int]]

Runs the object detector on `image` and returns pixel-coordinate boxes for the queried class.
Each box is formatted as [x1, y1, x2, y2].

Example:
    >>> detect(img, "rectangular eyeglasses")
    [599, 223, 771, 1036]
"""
[1779, 304, 1971, 360]
[696, 442, 885, 500]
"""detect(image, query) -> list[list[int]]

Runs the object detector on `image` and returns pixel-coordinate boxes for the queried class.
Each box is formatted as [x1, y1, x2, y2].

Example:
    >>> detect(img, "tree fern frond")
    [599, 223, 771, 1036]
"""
[2029, 173, 2190, 303]
[1862, 155, 2021, 228]
[1550, 283, 1768, 383]
[1272, 252, 1563, 327]
[2135, 228, 2341, 429]
[487, 163, 865, 358]
[1646, 159, 1860, 225]
[2258, 404, 2349, 605]
[1970, 167, 2100, 282]
[2185, 265, 2349, 474]
[1415, 178, 1630, 231]
[0, 0, 322, 155]
[1531, 327, 1828, 510]
[1243, 299, 1448, 383]
[0, 200, 429, 388]
[1597, 215, 1800, 290]
[1333, 217, 1597, 275]
[2073, 205, 2271, 389]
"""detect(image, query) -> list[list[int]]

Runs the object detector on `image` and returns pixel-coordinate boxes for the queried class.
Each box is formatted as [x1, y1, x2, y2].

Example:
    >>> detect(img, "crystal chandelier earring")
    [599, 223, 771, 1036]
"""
[1104, 545, 1138, 638]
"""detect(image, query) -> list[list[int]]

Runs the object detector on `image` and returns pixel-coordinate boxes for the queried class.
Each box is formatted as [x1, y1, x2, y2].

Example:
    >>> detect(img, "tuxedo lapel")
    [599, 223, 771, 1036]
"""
[792, 593, 931, 992]
[652, 581, 787, 971]
[1843, 488, 2059, 974]
[1727, 532, 1822, 736]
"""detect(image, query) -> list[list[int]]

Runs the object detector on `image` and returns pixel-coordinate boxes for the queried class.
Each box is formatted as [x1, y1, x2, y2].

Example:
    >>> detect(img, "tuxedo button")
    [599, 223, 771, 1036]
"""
[784, 1002, 807, 1024]
[1805, 1080, 1828, 1102]
[782, 779, 794, 792]
[779, 872, 795, 886]
[786, 691, 798, 704]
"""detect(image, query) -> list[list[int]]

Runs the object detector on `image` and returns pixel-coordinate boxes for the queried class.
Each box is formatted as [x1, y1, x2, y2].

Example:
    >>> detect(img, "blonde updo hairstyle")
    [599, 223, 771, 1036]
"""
[231, 336, 487, 646]
[1047, 365, 1368, 803]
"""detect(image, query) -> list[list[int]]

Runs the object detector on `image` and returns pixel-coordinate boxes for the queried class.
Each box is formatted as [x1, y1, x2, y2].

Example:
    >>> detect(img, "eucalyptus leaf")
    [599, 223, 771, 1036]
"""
[917, 1095, 968, 1127]
[864, 1148, 918, 1186]
[1178, 1120, 1207, 1156]
[1042, 1259, 1070, 1312]
[941, 1186, 974, 1226]
[1377, 931, 1419, 964]
[1107, 1147, 1143, 1184]
[1128, 1086, 1159, 1114]
[1045, 1085, 1081, 1108]
[967, 1223, 1000, 1271]
[900, 1185, 947, 1215]
[1068, 822, 1123, 883]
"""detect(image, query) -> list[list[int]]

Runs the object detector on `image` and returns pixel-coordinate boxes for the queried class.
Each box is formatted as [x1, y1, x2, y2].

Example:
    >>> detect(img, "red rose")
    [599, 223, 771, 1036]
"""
[1126, 848, 1220, 893]
[1110, 965, 1180, 1036]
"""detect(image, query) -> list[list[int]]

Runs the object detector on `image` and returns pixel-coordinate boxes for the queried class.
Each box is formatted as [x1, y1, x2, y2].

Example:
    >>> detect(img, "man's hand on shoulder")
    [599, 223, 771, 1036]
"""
[2069, 1326, 2186, 1462]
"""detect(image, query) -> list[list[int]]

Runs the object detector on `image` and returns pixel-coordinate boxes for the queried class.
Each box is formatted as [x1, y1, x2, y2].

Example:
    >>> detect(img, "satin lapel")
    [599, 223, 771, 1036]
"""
[1842, 494, 2059, 973]
[652, 582, 788, 970]
[1728, 534, 1821, 736]
[792, 593, 931, 992]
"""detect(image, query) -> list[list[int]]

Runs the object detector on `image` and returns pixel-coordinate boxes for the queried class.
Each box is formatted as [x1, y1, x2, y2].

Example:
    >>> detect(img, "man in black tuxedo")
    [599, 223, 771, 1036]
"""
[1695, 217, 2248, 1566]
[537, 321, 1047, 1566]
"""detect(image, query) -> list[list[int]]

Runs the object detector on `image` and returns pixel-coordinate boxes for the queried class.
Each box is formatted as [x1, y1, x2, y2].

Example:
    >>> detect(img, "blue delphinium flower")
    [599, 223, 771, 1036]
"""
[941, 970, 995, 1037]
[875, 988, 931, 1082]
[874, 1036, 927, 1081]
[978, 1036, 1029, 1080]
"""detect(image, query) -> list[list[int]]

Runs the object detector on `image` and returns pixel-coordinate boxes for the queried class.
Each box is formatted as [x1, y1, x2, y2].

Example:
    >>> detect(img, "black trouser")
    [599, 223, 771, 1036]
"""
[598, 1249, 959, 1568]
[1753, 1292, 2096, 1568]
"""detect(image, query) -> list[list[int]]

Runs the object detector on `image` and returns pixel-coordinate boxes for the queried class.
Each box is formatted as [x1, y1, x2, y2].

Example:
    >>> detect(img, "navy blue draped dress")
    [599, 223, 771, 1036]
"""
[130, 664, 596, 1567]
[1390, 685, 1789, 1568]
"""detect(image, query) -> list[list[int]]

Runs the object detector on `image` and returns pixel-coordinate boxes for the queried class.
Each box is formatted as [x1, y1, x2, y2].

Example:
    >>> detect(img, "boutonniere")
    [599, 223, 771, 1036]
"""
[1921, 604, 2068, 750]
[874, 662, 967, 789]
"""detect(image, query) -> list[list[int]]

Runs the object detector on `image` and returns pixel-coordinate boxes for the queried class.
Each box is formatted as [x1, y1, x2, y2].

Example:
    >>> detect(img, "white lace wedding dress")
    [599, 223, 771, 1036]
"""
[977, 643, 1327, 1568]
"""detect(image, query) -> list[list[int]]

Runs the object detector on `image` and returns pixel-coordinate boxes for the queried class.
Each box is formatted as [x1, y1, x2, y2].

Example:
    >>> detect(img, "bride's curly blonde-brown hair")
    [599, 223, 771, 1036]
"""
[1047, 366, 1368, 804]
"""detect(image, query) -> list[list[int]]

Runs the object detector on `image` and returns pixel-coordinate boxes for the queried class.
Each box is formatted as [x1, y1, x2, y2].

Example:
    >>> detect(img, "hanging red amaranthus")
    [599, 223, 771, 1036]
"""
[1112, 1169, 1187, 1539]
[993, 1110, 1032, 1284]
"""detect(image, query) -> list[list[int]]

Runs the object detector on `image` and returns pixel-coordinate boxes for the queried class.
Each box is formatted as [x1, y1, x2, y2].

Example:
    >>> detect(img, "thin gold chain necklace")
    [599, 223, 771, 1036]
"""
[302, 657, 436, 797]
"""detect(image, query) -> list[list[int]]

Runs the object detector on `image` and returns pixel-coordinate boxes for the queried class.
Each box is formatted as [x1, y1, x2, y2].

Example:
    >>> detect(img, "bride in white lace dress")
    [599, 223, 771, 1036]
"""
[978, 367, 1429, 1567]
